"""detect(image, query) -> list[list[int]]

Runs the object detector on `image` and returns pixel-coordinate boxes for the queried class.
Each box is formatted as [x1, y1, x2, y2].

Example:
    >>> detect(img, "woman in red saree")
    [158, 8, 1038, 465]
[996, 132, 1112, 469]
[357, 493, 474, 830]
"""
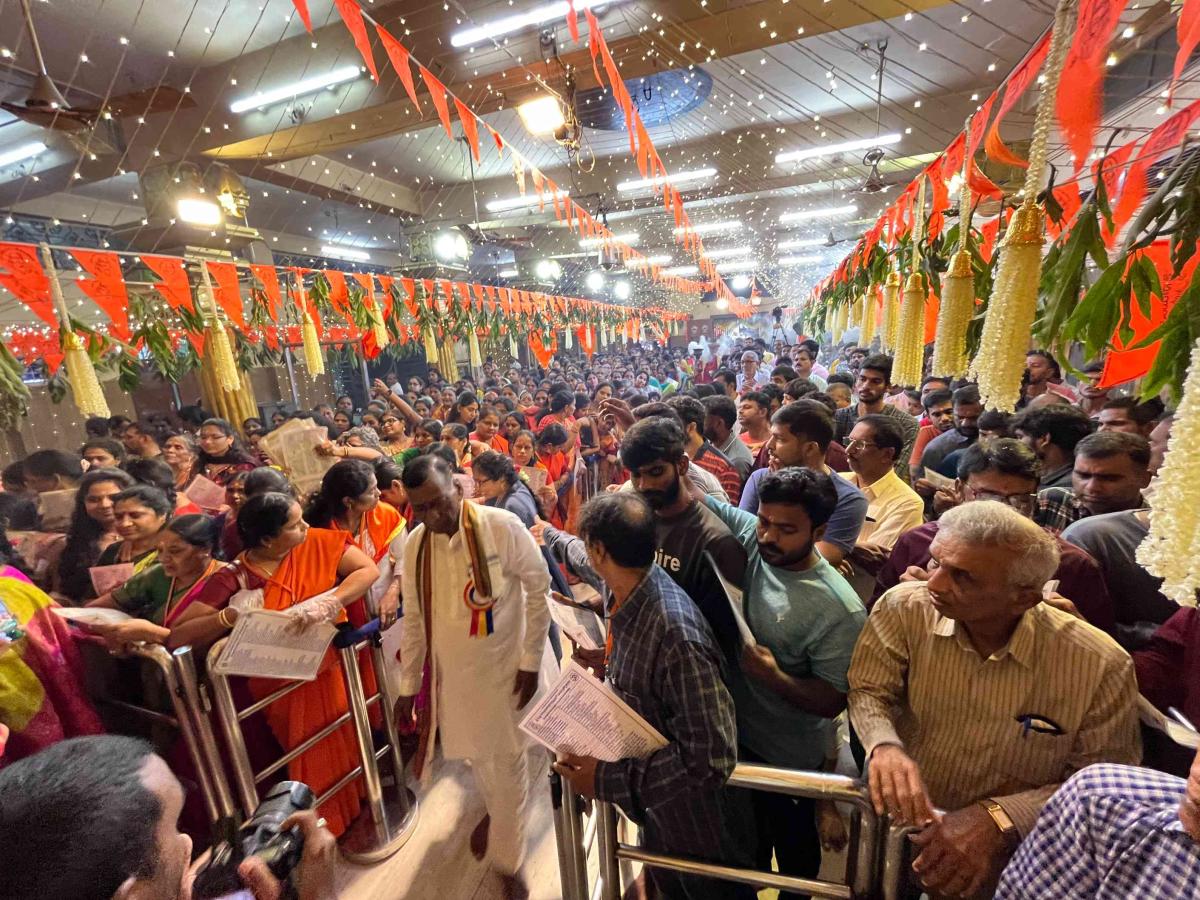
[175, 491, 378, 836]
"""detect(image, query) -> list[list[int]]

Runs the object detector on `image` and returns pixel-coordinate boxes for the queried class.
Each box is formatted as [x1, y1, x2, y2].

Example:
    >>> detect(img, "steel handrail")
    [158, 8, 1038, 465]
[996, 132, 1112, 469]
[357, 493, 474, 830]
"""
[205, 614, 417, 863]
[556, 763, 884, 900]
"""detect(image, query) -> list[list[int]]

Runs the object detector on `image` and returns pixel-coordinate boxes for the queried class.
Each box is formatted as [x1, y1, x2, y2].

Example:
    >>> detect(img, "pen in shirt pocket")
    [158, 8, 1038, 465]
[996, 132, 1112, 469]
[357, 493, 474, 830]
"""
[1016, 714, 1064, 737]
[1169, 707, 1198, 734]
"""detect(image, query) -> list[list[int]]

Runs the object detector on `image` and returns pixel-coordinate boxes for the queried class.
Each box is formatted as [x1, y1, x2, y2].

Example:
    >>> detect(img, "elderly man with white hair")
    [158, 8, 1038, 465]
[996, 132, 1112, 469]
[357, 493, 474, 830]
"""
[848, 501, 1141, 899]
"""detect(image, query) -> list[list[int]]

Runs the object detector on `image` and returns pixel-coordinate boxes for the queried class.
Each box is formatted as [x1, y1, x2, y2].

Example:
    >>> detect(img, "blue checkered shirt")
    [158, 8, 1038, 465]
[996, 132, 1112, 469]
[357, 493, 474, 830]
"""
[995, 763, 1200, 898]
[592, 566, 753, 868]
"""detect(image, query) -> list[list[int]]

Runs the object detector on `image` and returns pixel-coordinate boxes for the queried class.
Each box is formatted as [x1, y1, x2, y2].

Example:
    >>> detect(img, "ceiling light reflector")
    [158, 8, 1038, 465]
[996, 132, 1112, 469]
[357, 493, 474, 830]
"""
[321, 244, 370, 262]
[779, 204, 858, 224]
[716, 259, 758, 273]
[617, 167, 717, 192]
[775, 133, 901, 165]
[674, 219, 742, 236]
[662, 265, 699, 276]
[229, 64, 361, 114]
[702, 246, 753, 259]
[486, 190, 569, 212]
[177, 198, 222, 226]
[451, 0, 613, 47]
[580, 232, 638, 248]
[516, 95, 566, 135]
[0, 140, 47, 168]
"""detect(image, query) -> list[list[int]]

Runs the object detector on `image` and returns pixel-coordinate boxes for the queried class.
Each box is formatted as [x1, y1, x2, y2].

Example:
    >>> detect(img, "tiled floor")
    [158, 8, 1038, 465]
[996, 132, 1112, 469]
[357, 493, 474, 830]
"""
[335, 749, 564, 899]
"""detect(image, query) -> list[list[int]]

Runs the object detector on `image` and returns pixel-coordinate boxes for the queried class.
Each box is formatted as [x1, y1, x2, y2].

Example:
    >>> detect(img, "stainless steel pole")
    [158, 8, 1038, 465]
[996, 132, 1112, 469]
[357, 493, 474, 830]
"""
[595, 801, 621, 900]
[339, 644, 389, 846]
[172, 645, 237, 820]
[206, 640, 260, 817]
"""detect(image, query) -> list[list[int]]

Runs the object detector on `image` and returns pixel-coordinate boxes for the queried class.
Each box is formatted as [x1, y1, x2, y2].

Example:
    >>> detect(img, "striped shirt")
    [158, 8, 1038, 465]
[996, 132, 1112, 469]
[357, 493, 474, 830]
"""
[848, 582, 1141, 834]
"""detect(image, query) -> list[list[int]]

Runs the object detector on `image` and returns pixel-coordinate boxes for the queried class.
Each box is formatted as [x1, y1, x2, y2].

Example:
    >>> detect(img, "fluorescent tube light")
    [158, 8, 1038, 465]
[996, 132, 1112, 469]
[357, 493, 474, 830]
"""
[702, 246, 753, 259]
[630, 254, 674, 267]
[321, 244, 370, 262]
[674, 219, 742, 236]
[486, 190, 569, 212]
[617, 167, 717, 192]
[716, 259, 758, 273]
[775, 133, 901, 166]
[177, 198, 222, 226]
[0, 140, 47, 168]
[662, 265, 699, 276]
[229, 65, 361, 114]
[779, 204, 857, 224]
[580, 232, 638, 248]
[777, 237, 825, 250]
[778, 255, 823, 265]
[498, 268, 518, 277]
[451, 0, 613, 47]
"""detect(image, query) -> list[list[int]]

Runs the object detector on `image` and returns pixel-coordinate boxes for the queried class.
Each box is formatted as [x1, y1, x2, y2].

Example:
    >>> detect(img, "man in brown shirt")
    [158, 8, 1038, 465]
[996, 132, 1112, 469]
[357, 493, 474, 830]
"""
[849, 501, 1140, 898]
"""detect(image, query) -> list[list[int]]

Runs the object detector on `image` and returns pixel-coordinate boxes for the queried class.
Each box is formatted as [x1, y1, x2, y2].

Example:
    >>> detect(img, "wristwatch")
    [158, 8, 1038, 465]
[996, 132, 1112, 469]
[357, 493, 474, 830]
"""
[979, 800, 1019, 842]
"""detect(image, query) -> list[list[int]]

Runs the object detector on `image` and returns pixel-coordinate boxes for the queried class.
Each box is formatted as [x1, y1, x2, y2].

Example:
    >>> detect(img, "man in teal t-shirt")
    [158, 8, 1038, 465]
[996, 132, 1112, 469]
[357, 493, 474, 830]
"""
[702, 467, 866, 900]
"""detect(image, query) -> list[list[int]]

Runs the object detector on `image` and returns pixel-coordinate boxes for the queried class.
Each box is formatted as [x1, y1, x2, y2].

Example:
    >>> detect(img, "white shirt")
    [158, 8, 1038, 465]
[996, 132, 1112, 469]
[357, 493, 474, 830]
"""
[398, 503, 551, 763]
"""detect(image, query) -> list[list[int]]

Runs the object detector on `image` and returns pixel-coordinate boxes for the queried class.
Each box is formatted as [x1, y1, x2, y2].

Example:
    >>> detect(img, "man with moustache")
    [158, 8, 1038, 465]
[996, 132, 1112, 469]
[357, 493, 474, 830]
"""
[540, 416, 747, 665]
[698, 468, 866, 894]
[833, 355, 918, 482]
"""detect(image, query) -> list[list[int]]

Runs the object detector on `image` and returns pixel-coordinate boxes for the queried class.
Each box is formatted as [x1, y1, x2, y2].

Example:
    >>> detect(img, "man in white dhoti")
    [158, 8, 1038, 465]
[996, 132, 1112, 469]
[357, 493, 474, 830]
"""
[395, 455, 550, 899]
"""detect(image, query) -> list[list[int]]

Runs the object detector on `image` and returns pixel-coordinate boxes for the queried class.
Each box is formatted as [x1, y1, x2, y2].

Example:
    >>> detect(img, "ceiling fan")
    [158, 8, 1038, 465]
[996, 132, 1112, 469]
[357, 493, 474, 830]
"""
[1, 0, 194, 155]
[854, 40, 892, 195]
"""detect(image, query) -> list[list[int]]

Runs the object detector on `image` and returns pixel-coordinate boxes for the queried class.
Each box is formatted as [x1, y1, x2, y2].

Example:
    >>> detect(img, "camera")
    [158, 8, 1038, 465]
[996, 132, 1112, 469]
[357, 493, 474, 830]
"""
[192, 781, 315, 899]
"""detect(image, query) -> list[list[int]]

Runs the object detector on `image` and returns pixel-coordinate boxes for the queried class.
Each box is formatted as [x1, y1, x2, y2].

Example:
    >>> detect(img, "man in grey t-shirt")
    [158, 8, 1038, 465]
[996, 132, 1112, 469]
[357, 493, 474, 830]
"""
[1061, 507, 1179, 649]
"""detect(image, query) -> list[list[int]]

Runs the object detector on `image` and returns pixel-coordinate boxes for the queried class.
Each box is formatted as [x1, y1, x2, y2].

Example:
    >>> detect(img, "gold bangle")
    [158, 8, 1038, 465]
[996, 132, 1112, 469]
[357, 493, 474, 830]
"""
[218, 608, 234, 629]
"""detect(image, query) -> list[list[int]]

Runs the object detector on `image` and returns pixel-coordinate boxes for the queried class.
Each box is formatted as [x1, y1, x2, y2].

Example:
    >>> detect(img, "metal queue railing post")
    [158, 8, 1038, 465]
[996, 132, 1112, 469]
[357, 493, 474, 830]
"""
[89, 643, 237, 824]
[206, 616, 418, 863]
[551, 763, 909, 900]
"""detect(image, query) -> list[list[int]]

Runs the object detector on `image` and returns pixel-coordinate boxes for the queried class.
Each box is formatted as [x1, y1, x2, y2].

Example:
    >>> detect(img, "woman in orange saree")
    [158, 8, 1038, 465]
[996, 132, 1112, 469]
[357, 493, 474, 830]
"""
[176, 491, 378, 836]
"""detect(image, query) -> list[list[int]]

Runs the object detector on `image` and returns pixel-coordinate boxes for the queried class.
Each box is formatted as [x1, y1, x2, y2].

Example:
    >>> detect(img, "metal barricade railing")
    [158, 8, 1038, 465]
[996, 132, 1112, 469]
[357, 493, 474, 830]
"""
[552, 761, 917, 900]
[206, 617, 418, 863]
[85, 642, 236, 825]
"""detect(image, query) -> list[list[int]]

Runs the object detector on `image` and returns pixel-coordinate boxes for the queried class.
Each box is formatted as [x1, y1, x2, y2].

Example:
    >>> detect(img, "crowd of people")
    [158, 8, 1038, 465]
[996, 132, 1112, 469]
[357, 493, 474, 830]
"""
[0, 330, 1196, 900]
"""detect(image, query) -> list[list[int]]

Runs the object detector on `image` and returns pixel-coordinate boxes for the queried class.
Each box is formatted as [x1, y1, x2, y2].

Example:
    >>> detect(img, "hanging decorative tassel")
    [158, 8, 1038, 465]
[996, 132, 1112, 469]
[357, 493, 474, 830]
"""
[197, 266, 241, 393]
[40, 244, 110, 419]
[933, 121, 976, 378]
[509, 332, 519, 357]
[893, 176, 929, 388]
[860, 289, 878, 347]
[564, 325, 574, 349]
[881, 271, 901, 351]
[970, 0, 1073, 410]
[467, 323, 483, 369]
[600, 323, 609, 347]
[422, 326, 439, 365]
[368, 296, 389, 350]
[848, 295, 863, 330]
[292, 271, 324, 377]
[1137, 333, 1200, 605]
[832, 302, 849, 343]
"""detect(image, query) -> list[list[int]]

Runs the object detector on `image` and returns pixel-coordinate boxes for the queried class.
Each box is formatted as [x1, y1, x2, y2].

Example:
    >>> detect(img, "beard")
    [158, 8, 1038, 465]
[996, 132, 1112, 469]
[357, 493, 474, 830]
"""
[639, 471, 682, 510]
[758, 536, 814, 568]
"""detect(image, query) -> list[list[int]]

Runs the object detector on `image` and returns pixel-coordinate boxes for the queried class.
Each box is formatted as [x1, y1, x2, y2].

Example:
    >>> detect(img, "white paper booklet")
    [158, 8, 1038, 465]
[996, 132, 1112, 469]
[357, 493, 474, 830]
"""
[705, 550, 755, 647]
[547, 592, 604, 651]
[213, 609, 337, 682]
[1138, 695, 1200, 749]
[520, 661, 668, 762]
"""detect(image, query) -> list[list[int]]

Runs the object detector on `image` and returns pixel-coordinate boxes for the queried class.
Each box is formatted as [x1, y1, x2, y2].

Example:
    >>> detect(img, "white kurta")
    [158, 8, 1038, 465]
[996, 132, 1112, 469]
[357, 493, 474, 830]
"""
[398, 502, 551, 764]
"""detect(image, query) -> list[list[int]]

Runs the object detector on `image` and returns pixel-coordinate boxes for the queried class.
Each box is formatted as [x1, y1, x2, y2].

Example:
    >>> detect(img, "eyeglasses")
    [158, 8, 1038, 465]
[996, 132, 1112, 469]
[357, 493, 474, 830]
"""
[966, 488, 1037, 511]
[845, 439, 879, 452]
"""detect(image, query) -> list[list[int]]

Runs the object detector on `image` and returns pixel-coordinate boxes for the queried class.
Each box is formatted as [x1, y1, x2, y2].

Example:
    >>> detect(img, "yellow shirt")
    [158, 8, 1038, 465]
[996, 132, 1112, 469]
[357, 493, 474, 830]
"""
[848, 582, 1141, 834]
[839, 468, 924, 551]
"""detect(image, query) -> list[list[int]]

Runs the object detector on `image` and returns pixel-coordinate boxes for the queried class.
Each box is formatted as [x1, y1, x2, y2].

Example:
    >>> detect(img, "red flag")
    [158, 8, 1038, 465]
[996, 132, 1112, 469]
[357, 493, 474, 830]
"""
[1171, 0, 1200, 104]
[1112, 97, 1200, 235]
[585, 10, 605, 87]
[351, 272, 376, 299]
[401, 277, 418, 317]
[1057, 0, 1126, 170]
[925, 156, 948, 240]
[141, 254, 195, 317]
[205, 260, 247, 329]
[71, 249, 130, 340]
[323, 270, 351, 320]
[420, 67, 454, 139]
[376, 25, 421, 110]
[566, 0, 579, 43]
[489, 125, 505, 156]
[333, 0, 378, 82]
[0, 242, 56, 330]
[249, 264, 283, 322]
[985, 32, 1052, 168]
[454, 98, 480, 162]
[377, 274, 395, 322]
[290, 0, 312, 31]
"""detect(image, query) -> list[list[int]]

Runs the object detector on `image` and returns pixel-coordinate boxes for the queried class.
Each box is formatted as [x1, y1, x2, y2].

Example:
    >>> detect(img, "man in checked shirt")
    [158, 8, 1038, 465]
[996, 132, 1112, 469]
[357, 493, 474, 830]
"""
[550, 492, 755, 900]
[848, 501, 1140, 898]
